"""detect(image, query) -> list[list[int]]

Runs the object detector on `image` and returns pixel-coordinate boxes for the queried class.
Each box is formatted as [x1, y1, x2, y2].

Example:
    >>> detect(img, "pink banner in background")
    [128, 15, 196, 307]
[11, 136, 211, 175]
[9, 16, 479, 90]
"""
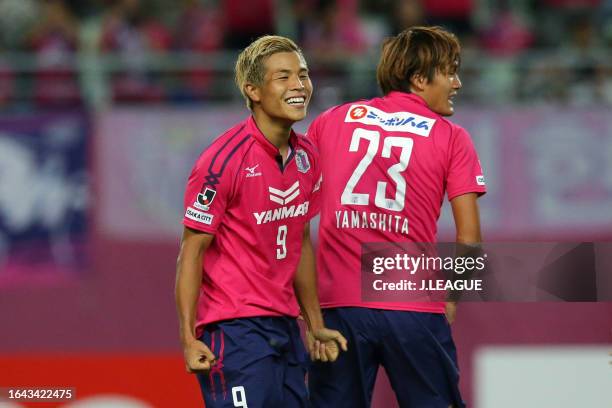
[97, 106, 612, 241]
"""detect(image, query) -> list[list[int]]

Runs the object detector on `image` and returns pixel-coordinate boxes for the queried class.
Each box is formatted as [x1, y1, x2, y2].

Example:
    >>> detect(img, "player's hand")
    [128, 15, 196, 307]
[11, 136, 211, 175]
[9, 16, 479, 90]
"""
[307, 328, 348, 362]
[445, 301, 457, 325]
[183, 338, 216, 373]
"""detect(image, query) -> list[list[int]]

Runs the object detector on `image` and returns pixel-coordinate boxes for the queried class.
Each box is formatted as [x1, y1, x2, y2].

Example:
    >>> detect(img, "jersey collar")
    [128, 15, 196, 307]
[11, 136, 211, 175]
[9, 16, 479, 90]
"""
[247, 115, 298, 157]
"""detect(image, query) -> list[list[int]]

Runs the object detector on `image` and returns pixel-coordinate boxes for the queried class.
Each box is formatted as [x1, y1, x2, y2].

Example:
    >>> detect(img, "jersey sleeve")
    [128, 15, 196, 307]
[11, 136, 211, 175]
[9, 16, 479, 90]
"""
[305, 112, 323, 149]
[305, 114, 327, 218]
[446, 126, 487, 201]
[182, 146, 235, 234]
[308, 154, 323, 219]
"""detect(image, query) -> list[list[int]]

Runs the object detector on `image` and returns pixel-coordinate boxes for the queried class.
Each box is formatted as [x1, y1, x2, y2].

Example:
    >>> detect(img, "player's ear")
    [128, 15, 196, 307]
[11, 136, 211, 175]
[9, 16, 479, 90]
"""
[244, 83, 261, 104]
[410, 74, 427, 92]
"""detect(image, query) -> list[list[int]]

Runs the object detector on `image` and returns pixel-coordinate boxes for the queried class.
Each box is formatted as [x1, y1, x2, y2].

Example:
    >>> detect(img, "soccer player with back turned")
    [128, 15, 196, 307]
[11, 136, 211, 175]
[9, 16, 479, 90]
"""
[307, 26, 486, 408]
[175, 35, 347, 408]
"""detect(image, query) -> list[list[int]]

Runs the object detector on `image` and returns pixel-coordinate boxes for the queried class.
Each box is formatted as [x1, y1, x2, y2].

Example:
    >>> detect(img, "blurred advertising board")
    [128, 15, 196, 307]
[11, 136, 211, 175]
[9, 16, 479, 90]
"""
[475, 346, 611, 407]
[96, 108, 244, 241]
[446, 107, 612, 239]
[0, 112, 90, 286]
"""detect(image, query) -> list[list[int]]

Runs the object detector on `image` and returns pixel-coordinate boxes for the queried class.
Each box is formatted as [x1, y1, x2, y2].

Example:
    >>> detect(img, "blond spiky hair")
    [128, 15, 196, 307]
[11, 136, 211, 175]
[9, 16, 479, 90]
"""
[235, 35, 305, 110]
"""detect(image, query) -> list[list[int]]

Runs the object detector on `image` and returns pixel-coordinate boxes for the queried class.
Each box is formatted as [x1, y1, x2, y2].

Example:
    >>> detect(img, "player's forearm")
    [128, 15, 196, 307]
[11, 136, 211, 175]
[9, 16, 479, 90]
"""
[452, 194, 482, 245]
[175, 252, 203, 345]
[294, 230, 325, 332]
[452, 210, 482, 295]
[452, 193, 483, 271]
[294, 275, 324, 332]
[455, 228, 481, 245]
[449, 194, 483, 302]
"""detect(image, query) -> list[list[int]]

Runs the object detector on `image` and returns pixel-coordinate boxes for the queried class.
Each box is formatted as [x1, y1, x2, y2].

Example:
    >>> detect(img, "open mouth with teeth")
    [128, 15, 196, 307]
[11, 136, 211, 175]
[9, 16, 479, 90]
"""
[285, 96, 306, 107]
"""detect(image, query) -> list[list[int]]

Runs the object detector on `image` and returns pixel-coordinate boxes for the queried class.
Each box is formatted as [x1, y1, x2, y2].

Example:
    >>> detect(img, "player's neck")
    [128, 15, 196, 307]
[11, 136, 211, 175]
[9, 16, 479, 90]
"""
[252, 111, 293, 154]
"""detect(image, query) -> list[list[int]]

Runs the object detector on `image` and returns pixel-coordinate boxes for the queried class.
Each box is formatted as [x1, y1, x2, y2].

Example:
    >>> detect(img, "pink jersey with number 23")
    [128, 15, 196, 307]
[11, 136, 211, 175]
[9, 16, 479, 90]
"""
[307, 92, 486, 313]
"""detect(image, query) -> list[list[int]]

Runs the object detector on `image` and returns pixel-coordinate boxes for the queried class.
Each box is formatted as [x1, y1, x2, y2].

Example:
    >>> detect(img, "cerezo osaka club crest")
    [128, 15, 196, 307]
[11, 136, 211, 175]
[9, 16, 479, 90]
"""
[295, 149, 310, 173]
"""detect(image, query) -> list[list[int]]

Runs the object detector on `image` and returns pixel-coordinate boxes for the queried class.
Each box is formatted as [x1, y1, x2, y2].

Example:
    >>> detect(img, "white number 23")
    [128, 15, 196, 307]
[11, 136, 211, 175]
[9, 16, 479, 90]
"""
[340, 128, 413, 211]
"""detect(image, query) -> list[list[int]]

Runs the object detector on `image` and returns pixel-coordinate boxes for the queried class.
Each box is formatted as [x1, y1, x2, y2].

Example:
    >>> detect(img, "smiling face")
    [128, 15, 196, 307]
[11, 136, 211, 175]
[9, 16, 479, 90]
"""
[419, 63, 462, 116]
[377, 27, 464, 116]
[246, 51, 312, 125]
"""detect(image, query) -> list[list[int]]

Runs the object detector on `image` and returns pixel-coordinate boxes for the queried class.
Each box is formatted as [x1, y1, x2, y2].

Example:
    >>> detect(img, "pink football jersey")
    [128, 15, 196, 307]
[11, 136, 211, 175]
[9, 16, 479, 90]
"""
[307, 92, 486, 313]
[183, 116, 321, 330]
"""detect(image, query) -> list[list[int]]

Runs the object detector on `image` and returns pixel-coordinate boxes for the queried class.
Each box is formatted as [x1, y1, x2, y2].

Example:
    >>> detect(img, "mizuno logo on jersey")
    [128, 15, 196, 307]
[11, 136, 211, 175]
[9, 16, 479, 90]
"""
[345, 105, 436, 137]
[245, 164, 262, 178]
[269, 181, 299, 205]
[253, 201, 310, 225]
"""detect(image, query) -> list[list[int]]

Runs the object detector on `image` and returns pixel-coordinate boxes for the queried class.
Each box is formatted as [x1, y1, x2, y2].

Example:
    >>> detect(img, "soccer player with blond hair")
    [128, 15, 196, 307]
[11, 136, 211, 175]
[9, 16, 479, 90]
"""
[175, 35, 346, 407]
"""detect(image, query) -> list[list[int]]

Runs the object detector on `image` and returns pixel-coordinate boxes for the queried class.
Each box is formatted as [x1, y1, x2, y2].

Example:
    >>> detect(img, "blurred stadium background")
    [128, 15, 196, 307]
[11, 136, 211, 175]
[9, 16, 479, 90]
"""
[0, 0, 611, 407]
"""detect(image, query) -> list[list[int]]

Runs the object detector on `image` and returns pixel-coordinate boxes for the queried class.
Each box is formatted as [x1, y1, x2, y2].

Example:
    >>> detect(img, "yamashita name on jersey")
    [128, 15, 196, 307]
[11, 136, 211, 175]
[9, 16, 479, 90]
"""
[253, 201, 310, 225]
[335, 210, 409, 235]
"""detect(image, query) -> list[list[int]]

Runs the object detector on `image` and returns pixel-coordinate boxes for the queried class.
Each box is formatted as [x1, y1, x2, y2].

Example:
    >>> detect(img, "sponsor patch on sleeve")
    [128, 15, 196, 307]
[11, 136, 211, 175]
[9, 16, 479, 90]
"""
[476, 175, 486, 186]
[344, 104, 436, 137]
[185, 207, 214, 225]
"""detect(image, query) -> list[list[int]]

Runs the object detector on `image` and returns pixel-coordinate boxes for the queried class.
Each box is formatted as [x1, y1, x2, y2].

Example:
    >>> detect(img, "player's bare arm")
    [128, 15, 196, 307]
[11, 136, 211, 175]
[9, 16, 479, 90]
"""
[448, 193, 483, 323]
[175, 226, 216, 373]
[451, 193, 482, 245]
[294, 222, 348, 362]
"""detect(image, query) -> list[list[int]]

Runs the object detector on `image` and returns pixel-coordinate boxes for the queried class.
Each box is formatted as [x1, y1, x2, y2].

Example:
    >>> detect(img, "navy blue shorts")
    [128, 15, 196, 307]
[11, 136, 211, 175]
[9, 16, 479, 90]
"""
[309, 308, 465, 408]
[196, 316, 309, 408]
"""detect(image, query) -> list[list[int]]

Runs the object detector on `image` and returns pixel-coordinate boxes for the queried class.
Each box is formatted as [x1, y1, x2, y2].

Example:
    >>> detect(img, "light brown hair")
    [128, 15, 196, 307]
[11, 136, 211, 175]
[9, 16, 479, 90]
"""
[376, 26, 461, 95]
[235, 35, 305, 110]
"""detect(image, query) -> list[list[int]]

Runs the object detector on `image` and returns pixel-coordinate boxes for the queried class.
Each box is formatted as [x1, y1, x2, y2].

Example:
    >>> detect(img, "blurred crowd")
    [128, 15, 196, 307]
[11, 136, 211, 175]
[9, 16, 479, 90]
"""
[0, 0, 611, 108]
